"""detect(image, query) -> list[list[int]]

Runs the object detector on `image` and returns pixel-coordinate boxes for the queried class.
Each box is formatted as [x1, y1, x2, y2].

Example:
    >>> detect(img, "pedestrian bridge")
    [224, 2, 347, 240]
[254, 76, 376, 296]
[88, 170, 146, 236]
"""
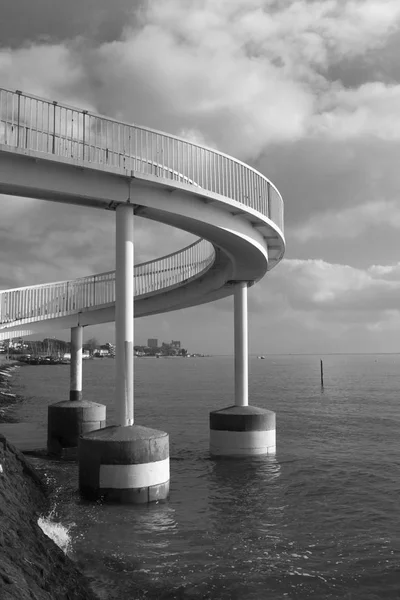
[0, 88, 285, 340]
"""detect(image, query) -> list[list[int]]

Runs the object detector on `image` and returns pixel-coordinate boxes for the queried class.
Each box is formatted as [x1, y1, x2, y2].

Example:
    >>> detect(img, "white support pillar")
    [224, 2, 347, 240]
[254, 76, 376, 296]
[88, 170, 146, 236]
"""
[115, 203, 134, 426]
[234, 282, 248, 407]
[70, 325, 83, 401]
[210, 282, 275, 456]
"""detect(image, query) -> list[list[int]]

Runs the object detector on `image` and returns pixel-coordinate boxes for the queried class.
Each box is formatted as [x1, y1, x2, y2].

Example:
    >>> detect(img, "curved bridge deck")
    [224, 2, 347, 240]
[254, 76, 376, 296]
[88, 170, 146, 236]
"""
[0, 88, 285, 339]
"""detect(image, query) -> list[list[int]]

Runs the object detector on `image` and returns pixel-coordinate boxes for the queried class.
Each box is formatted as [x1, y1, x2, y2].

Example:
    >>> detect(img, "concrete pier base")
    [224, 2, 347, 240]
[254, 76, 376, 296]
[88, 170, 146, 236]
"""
[78, 424, 170, 503]
[47, 400, 106, 460]
[209, 405, 276, 457]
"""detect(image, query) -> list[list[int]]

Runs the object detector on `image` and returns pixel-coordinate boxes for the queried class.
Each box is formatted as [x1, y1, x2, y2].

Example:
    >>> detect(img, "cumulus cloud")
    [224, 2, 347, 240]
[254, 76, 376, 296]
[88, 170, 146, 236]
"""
[1, 0, 400, 351]
[290, 200, 400, 242]
[3, 0, 400, 158]
[250, 258, 400, 321]
[312, 82, 400, 140]
[0, 44, 87, 105]
[206, 256, 400, 352]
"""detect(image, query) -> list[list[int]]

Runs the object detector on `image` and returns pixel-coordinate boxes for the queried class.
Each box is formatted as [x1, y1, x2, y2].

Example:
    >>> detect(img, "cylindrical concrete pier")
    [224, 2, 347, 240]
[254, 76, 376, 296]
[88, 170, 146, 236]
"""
[47, 325, 106, 460]
[78, 203, 170, 502]
[210, 282, 276, 456]
[79, 425, 170, 503]
[209, 405, 276, 456]
[70, 325, 83, 401]
[47, 400, 106, 460]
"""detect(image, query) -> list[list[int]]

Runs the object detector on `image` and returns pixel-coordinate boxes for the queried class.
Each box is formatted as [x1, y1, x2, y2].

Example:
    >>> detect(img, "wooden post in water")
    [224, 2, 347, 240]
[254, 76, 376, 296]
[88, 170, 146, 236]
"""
[320, 359, 324, 388]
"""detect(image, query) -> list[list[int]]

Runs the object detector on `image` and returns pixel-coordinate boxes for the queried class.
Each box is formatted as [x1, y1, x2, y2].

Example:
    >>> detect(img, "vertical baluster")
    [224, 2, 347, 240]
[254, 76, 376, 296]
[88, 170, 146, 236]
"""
[39, 287, 42, 318]
[248, 170, 253, 209]
[28, 96, 33, 151]
[16, 90, 21, 148]
[13, 291, 17, 321]
[127, 127, 132, 171]
[57, 104, 61, 157]
[7, 291, 12, 322]
[211, 153, 215, 193]
[133, 127, 137, 172]
[33, 100, 38, 151]
[164, 136, 169, 179]
[261, 177, 265, 216]
[150, 131, 154, 174]
[39, 286, 43, 318]
[186, 141, 189, 183]
[105, 120, 108, 164]
[229, 159, 234, 200]
[33, 287, 37, 318]
[171, 138, 175, 180]
[22, 289, 27, 320]
[44, 100, 49, 153]
[252, 171, 256, 209]
[99, 118, 103, 163]
[135, 269, 139, 296]
[46, 286, 50, 317]
[41, 102, 45, 153]
[83, 111, 87, 161]
[23, 289, 28, 320]
[217, 154, 220, 194]
[64, 108, 68, 157]
[254, 174, 259, 213]
[114, 123, 117, 167]
[1, 291, 5, 324]
[52, 285, 56, 317]
[2, 92, 6, 145]
[243, 168, 248, 206]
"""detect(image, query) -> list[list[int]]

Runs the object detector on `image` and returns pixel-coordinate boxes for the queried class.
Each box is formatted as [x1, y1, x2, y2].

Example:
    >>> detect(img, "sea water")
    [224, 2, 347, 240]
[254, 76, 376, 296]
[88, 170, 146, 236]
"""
[7, 354, 400, 599]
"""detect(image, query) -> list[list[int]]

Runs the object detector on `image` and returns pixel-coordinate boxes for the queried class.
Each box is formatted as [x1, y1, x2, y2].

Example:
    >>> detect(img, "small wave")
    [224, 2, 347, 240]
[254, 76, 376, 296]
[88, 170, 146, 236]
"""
[37, 514, 73, 555]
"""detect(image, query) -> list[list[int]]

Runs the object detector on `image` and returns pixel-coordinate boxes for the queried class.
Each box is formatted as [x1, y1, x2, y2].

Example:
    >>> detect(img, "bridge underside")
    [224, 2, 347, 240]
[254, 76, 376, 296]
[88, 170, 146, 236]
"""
[0, 147, 280, 338]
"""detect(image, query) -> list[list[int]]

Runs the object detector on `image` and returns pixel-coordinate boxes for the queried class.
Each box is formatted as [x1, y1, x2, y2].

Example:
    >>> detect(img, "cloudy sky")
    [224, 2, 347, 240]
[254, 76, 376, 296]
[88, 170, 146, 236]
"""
[1, 0, 400, 354]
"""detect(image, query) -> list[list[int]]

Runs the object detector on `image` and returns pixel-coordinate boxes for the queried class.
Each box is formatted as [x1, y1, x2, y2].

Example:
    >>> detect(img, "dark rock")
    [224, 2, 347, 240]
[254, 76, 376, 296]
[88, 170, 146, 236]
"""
[0, 434, 99, 600]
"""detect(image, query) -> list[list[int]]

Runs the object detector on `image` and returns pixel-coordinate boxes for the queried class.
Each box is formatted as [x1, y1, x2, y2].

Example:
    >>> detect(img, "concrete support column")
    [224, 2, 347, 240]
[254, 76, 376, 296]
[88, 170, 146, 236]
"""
[70, 325, 83, 401]
[47, 324, 106, 460]
[209, 281, 276, 457]
[79, 202, 169, 503]
[234, 282, 248, 407]
[115, 203, 134, 426]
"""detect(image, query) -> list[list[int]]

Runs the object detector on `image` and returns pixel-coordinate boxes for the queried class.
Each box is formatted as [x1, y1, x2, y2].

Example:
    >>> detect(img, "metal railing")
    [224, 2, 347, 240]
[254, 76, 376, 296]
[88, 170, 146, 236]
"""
[0, 87, 284, 232]
[0, 239, 214, 326]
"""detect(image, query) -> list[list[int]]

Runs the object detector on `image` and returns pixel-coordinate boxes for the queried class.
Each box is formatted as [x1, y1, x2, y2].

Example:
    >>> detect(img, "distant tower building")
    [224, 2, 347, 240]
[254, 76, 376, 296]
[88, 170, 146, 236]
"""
[148, 338, 158, 348]
[171, 340, 181, 349]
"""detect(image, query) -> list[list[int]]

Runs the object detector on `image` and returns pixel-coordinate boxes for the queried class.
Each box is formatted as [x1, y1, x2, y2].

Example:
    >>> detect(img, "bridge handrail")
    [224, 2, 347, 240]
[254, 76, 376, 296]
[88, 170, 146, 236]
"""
[0, 238, 215, 326]
[0, 87, 284, 233]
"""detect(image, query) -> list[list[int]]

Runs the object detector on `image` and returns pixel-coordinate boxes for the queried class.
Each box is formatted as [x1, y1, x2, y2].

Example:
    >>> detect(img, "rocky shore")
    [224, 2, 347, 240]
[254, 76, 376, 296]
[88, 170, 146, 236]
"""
[0, 434, 100, 600]
[0, 361, 22, 423]
[0, 360, 100, 599]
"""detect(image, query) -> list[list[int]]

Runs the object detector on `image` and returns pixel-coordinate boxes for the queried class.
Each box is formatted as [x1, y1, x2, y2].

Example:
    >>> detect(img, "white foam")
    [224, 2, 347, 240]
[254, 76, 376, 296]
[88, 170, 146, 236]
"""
[37, 515, 72, 555]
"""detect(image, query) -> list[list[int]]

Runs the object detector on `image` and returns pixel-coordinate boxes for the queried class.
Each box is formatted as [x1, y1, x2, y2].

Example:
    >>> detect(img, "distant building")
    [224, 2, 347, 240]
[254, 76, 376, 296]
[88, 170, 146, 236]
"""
[99, 342, 115, 357]
[171, 340, 181, 349]
[147, 338, 158, 348]
[9, 338, 28, 350]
